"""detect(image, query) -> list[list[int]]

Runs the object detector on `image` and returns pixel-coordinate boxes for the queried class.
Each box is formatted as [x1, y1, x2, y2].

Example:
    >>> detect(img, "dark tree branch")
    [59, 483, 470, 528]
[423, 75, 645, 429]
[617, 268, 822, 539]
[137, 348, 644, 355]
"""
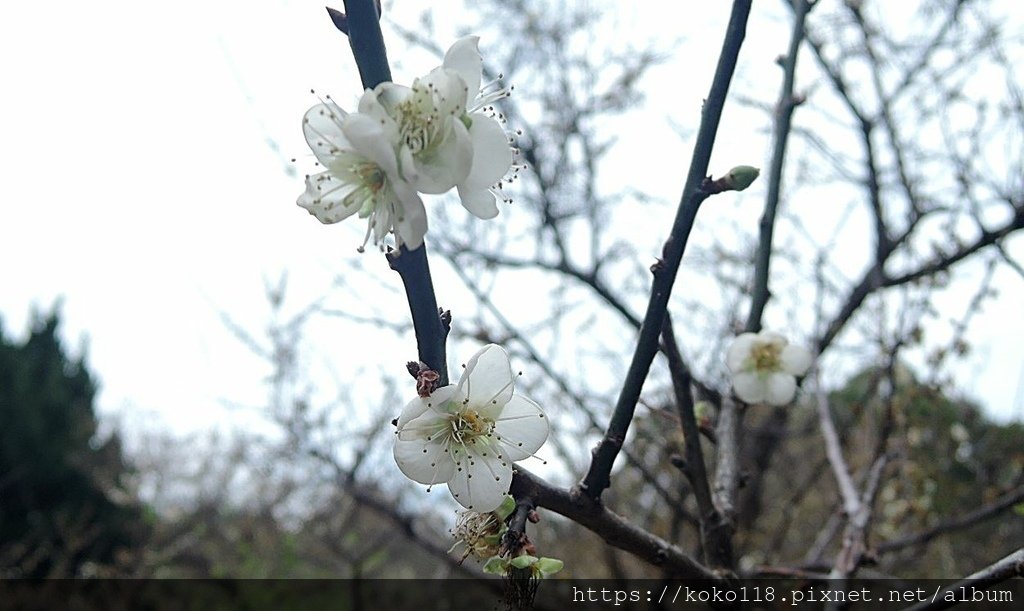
[511, 468, 719, 580]
[387, 248, 450, 386]
[335, 0, 449, 384]
[336, 0, 389, 87]
[662, 315, 732, 568]
[579, 0, 754, 502]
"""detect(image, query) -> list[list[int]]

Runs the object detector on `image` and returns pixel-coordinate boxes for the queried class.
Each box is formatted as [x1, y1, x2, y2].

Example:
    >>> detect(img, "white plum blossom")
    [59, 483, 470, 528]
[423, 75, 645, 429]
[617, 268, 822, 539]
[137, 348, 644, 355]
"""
[297, 96, 427, 251]
[439, 36, 516, 219]
[359, 36, 515, 218]
[726, 331, 813, 406]
[393, 344, 549, 512]
[359, 70, 475, 195]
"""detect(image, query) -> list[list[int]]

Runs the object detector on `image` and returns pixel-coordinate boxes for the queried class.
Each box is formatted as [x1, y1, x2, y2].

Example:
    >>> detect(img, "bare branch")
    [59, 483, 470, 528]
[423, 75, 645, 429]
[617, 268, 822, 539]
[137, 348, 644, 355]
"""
[580, 0, 755, 502]
[745, 0, 813, 332]
[903, 547, 1024, 611]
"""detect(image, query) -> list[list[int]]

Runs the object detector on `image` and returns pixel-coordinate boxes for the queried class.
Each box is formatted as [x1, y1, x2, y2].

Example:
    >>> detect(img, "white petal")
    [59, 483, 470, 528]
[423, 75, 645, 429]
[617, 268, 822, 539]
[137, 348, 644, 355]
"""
[394, 185, 428, 250]
[394, 436, 456, 485]
[781, 345, 813, 376]
[442, 36, 483, 100]
[764, 373, 797, 406]
[759, 331, 787, 348]
[412, 117, 473, 194]
[447, 446, 512, 512]
[456, 184, 499, 219]
[296, 171, 359, 224]
[302, 102, 352, 167]
[421, 68, 468, 116]
[726, 333, 757, 372]
[457, 344, 514, 410]
[360, 82, 405, 116]
[732, 371, 766, 404]
[492, 394, 549, 461]
[396, 385, 456, 429]
[342, 114, 400, 177]
[462, 115, 512, 190]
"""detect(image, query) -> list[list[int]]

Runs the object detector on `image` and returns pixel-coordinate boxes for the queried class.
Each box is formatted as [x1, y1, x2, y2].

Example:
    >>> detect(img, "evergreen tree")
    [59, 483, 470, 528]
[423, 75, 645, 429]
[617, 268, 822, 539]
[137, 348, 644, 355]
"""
[0, 309, 143, 577]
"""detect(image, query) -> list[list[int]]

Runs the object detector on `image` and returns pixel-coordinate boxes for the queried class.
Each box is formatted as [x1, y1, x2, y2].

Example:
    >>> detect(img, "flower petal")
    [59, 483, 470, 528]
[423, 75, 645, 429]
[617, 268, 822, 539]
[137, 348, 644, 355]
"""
[726, 333, 757, 372]
[443, 36, 483, 101]
[394, 184, 428, 250]
[492, 394, 548, 461]
[396, 385, 456, 429]
[296, 171, 359, 224]
[732, 371, 766, 404]
[781, 345, 813, 376]
[463, 115, 512, 191]
[394, 436, 456, 485]
[341, 113, 400, 178]
[764, 373, 797, 406]
[301, 101, 352, 167]
[447, 446, 512, 512]
[456, 184, 499, 219]
[412, 116, 473, 194]
[457, 344, 514, 410]
[760, 331, 787, 348]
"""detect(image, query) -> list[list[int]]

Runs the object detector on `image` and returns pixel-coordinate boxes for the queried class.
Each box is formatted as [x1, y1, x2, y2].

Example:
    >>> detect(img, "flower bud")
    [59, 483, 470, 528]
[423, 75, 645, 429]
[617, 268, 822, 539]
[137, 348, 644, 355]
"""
[723, 165, 760, 191]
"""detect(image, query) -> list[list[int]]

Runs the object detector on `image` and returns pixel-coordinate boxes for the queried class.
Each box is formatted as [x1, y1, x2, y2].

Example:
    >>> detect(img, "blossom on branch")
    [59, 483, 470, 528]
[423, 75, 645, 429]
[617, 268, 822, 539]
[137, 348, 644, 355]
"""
[393, 344, 549, 512]
[298, 37, 518, 249]
[438, 36, 517, 219]
[726, 331, 812, 406]
[297, 97, 427, 251]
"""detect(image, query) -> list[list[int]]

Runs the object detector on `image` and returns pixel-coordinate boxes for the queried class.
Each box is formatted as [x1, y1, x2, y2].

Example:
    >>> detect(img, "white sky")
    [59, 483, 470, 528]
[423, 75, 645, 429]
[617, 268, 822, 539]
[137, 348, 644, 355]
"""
[2, 0, 1022, 444]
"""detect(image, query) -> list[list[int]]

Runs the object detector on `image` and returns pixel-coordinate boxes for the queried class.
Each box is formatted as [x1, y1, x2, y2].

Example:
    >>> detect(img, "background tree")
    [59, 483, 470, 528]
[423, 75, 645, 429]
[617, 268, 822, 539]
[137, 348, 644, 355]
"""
[0, 309, 145, 577]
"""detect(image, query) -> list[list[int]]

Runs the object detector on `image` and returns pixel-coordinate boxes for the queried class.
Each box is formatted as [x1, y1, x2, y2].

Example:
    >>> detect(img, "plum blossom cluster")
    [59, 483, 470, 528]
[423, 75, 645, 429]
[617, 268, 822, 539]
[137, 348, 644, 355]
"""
[726, 330, 812, 406]
[393, 344, 549, 512]
[297, 37, 518, 252]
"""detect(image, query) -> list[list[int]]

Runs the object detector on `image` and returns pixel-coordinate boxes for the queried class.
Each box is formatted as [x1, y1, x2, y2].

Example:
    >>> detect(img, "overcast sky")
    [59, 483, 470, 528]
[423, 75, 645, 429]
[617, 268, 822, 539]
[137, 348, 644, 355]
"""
[2, 0, 1022, 444]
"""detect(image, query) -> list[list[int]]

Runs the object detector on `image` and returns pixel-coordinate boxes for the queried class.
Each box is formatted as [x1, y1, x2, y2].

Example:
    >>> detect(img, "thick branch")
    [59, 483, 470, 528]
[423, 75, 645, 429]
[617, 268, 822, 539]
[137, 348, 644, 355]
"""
[337, 0, 390, 88]
[579, 0, 753, 501]
[388, 247, 450, 385]
[511, 468, 719, 580]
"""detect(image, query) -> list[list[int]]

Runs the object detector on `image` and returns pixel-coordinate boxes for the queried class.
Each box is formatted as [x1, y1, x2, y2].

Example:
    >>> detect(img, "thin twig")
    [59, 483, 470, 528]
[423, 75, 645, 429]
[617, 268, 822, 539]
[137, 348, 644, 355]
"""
[744, 0, 812, 332]
[579, 0, 754, 502]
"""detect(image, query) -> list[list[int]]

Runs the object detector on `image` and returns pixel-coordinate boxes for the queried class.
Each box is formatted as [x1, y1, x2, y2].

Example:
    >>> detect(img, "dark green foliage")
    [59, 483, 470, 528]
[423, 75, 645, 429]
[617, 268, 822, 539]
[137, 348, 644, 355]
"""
[0, 309, 143, 577]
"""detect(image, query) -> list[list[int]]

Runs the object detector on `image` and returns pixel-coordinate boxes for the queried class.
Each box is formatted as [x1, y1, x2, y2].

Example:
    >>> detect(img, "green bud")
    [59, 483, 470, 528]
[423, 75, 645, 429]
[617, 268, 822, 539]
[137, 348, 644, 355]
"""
[724, 165, 760, 191]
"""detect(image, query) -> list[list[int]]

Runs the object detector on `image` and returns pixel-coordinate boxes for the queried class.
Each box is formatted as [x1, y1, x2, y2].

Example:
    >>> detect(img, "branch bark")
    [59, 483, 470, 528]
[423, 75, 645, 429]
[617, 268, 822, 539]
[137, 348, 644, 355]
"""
[579, 0, 754, 502]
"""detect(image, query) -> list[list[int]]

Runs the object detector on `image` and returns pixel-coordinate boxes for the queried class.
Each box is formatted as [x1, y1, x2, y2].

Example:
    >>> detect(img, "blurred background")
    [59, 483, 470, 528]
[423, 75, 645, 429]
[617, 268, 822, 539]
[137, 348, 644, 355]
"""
[2, 0, 1023, 579]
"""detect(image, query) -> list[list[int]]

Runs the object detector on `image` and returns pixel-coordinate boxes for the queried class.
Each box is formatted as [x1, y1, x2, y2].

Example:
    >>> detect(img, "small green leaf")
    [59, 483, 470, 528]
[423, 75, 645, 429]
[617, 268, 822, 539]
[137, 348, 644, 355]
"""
[534, 557, 564, 577]
[483, 556, 508, 575]
[509, 555, 538, 570]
